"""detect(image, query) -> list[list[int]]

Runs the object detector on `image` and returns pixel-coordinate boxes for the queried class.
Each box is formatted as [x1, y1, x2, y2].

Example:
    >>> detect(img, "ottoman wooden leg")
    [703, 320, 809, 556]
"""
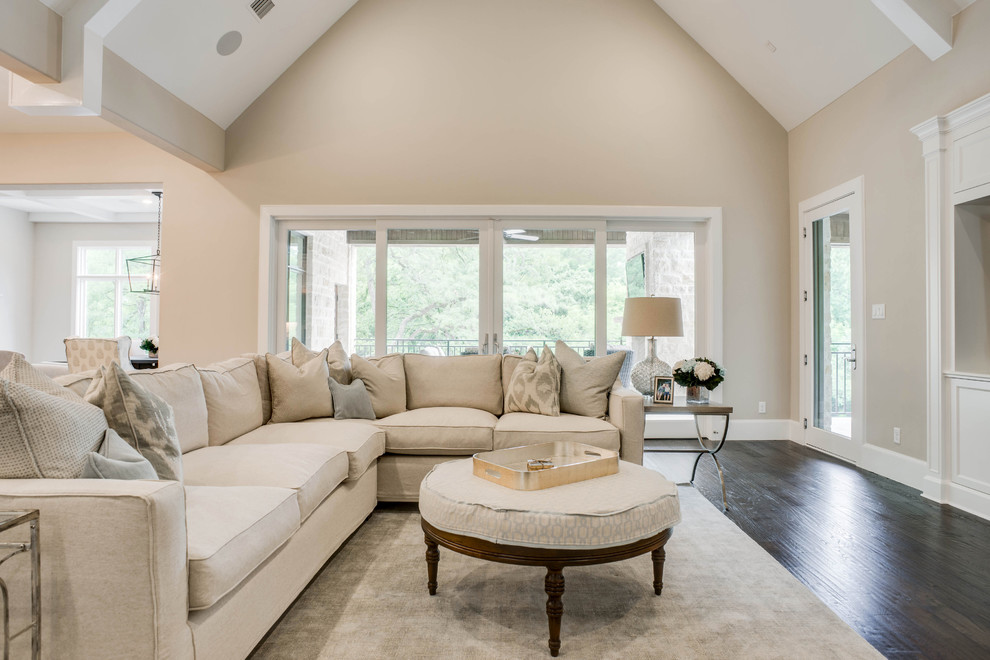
[425, 535, 439, 595]
[545, 565, 565, 657]
[652, 546, 666, 596]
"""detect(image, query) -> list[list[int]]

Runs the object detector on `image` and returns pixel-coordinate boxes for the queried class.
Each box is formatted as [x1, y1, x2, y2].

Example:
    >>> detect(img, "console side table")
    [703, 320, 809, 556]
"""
[0, 510, 40, 660]
[644, 397, 733, 509]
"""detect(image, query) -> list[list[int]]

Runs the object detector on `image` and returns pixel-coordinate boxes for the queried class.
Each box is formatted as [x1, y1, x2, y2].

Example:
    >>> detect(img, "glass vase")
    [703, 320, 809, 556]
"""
[685, 385, 710, 405]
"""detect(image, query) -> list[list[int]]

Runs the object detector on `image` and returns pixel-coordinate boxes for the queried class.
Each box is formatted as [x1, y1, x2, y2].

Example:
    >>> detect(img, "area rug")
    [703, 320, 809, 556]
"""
[250, 487, 882, 659]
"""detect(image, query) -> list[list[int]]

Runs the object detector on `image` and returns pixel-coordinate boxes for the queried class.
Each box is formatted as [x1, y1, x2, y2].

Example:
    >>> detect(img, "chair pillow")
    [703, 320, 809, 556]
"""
[0, 379, 107, 478]
[349, 354, 406, 418]
[0, 353, 82, 401]
[291, 338, 352, 385]
[266, 351, 334, 423]
[504, 346, 561, 416]
[85, 362, 183, 481]
[82, 429, 158, 480]
[329, 378, 376, 420]
[554, 341, 626, 419]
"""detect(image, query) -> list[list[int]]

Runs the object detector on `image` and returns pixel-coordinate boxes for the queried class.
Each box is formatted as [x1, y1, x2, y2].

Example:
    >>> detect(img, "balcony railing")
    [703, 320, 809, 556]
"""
[352, 338, 597, 357]
[831, 342, 853, 415]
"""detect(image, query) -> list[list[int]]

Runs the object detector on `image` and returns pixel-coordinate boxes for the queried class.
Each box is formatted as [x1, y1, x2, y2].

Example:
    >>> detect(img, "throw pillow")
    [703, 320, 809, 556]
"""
[0, 379, 107, 478]
[291, 338, 352, 385]
[85, 362, 183, 481]
[349, 353, 407, 418]
[266, 351, 334, 423]
[82, 429, 158, 480]
[329, 378, 376, 420]
[0, 352, 82, 401]
[504, 346, 561, 416]
[501, 347, 538, 403]
[554, 340, 626, 419]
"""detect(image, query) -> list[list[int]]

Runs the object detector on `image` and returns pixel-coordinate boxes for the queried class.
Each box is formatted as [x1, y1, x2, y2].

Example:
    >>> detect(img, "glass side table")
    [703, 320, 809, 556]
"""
[0, 511, 40, 660]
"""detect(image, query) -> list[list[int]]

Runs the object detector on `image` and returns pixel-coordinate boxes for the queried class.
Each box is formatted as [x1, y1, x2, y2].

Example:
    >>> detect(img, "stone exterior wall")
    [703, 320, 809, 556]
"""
[308, 231, 350, 349]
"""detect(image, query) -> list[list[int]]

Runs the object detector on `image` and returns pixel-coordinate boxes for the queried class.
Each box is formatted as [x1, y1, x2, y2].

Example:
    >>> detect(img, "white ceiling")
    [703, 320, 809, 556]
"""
[103, 0, 360, 128]
[0, 186, 160, 223]
[0, 0, 980, 135]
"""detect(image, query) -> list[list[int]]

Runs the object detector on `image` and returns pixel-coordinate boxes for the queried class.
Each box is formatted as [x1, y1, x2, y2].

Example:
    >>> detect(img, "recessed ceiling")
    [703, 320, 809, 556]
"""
[0, 186, 161, 223]
[103, 0, 360, 128]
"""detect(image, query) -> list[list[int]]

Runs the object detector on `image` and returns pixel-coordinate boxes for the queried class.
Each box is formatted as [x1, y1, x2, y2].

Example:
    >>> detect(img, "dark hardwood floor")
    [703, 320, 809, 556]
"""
[646, 440, 990, 659]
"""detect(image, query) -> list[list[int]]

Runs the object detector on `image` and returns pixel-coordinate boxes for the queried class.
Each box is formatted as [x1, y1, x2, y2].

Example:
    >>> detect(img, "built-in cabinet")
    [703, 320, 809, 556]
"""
[913, 92, 990, 520]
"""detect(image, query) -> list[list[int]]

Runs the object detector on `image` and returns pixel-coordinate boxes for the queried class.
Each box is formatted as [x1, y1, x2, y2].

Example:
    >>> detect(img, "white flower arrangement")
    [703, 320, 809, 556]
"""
[672, 357, 725, 390]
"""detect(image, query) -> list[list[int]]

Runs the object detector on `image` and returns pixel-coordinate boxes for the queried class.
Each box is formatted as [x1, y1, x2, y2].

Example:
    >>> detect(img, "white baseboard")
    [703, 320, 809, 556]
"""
[922, 476, 990, 521]
[858, 443, 928, 491]
[645, 417, 791, 441]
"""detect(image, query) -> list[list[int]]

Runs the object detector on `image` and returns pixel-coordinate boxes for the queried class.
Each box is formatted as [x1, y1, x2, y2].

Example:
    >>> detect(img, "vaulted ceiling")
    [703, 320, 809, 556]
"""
[0, 0, 978, 169]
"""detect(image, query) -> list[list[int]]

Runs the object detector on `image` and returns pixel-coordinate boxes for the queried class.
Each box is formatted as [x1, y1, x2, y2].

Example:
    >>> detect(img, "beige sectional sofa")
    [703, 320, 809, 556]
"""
[0, 351, 644, 660]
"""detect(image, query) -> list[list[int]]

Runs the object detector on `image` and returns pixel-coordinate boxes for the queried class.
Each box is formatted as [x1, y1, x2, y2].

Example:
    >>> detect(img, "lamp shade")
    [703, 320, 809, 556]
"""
[621, 297, 683, 337]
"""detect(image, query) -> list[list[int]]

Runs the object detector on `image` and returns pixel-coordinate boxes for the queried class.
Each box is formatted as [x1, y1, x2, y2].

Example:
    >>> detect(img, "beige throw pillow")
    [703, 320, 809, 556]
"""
[85, 362, 183, 481]
[291, 338, 352, 385]
[554, 341, 626, 419]
[349, 353, 406, 418]
[267, 351, 334, 423]
[0, 379, 107, 478]
[505, 346, 561, 416]
[500, 347, 537, 403]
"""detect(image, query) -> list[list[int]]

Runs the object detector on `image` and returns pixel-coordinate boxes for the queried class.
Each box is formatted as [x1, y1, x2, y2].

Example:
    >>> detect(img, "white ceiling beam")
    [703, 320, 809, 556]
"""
[0, 0, 61, 83]
[871, 0, 953, 60]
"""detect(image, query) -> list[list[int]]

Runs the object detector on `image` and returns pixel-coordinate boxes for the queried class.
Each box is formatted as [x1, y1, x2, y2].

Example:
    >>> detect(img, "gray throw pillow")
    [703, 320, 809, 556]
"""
[554, 341, 626, 419]
[85, 362, 183, 481]
[329, 378, 376, 420]
[82, 429, 158, 480]
[0, 379, 107, 478]
[504, 346, 561, 416]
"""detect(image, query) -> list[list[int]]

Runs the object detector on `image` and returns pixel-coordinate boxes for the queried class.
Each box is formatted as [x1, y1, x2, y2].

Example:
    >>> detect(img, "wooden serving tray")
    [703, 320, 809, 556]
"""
[473, 441, 619, 490]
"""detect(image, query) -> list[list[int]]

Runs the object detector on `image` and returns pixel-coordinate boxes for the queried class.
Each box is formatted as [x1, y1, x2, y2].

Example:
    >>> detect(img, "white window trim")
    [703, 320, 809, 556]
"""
[72, 240, 159, 339]
[258, 205, 723, 389]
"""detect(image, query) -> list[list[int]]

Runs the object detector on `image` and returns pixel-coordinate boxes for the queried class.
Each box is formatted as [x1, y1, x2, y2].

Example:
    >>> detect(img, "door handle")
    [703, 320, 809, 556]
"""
[482, 333, 489, 355]
[844, 344, 857, 370]
[493, 332, 499, 354]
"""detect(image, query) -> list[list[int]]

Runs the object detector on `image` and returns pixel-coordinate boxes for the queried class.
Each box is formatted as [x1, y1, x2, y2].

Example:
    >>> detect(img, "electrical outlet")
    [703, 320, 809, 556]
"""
[893, 427, 901, 444]
[758, 401, 766, 414]
[872, 304, 886, 319]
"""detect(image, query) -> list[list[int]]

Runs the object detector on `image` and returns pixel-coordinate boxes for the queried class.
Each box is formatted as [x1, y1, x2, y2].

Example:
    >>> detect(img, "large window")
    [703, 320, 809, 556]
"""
[74, 244, 158, 339]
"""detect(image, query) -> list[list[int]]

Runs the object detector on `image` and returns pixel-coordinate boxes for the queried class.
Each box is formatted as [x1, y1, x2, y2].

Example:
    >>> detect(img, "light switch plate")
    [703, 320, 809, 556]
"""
[872, 303, 886, 319]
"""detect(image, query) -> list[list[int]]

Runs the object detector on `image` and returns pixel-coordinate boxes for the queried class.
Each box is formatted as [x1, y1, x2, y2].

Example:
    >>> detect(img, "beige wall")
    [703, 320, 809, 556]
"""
[788, 0, 990, 460]
[31, 222, 156, 362]
[0, 0, 791, 419]
[0, 207, 33, 357]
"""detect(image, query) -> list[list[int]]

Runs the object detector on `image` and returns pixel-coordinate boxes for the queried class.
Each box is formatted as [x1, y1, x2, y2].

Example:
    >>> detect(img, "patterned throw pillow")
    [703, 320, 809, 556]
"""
[85, 362, 183, 481]
[290, 338, 352, 385]
[504, 346, 561, 416]
[0, 379, 107, 478]
[0, 353, 82, 401]
[267, 351, 334, 423]
[554, 340, 626, 419]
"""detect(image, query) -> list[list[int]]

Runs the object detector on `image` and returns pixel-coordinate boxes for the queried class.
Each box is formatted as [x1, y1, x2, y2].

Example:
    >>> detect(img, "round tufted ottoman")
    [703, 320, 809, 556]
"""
[419, 458, 681, 657]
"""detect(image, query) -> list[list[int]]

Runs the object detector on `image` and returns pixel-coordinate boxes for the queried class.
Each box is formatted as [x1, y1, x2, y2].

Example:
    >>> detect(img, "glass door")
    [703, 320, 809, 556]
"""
[801, 187, 864, 462]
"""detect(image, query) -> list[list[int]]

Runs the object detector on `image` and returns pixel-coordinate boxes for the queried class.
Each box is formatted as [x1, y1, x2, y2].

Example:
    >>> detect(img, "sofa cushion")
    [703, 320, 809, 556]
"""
[504, 346, 560, 416]
[554, 341, 625, 419]
[376, 407, 495, 455]
[230, 419, 385, 481]
[181, 444, 349, 521]
[0, 353, 82, 401]
[82, 429, 158, 480]
[403, 354, 503, 415]
[266, 352, 334, 423]
[197, 357, 264, 446]
[494, 412, 620, 451]
[85, 363, 183, 481]
[185, 485, 300, 610]
[128, 364, 210, 454]
[350, 354, 406, 418]
[291, 338, 352, 385]
[0, 379, 106, 478]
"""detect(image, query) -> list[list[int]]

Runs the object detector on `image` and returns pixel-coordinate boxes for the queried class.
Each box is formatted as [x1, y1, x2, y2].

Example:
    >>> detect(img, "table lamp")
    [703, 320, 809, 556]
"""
[621, 296, 684, 395]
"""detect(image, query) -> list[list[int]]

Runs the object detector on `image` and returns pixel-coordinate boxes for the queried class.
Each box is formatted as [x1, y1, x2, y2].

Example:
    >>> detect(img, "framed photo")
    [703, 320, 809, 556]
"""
[652, 376, 674, 405]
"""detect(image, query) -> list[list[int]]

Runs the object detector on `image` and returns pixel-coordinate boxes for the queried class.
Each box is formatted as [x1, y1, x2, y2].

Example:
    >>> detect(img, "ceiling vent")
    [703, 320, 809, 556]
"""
[249, 0, 274, 20]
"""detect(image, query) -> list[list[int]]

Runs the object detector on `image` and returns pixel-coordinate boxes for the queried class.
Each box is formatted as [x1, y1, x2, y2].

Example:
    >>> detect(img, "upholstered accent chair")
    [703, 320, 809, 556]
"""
[63, 336, 133, 374]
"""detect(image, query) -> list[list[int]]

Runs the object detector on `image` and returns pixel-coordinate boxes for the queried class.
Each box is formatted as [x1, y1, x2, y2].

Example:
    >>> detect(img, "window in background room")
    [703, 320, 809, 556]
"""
[282, 229, 376, 356]
[386, 228, 480, 355]
[607, 231, 696, 365]
[501, 228, 595, 356]
[74, 244, 158, 339]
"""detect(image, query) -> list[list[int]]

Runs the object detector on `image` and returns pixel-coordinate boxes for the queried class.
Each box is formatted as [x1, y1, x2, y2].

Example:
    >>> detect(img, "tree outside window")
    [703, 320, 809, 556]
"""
[75, 244, 159, 341]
